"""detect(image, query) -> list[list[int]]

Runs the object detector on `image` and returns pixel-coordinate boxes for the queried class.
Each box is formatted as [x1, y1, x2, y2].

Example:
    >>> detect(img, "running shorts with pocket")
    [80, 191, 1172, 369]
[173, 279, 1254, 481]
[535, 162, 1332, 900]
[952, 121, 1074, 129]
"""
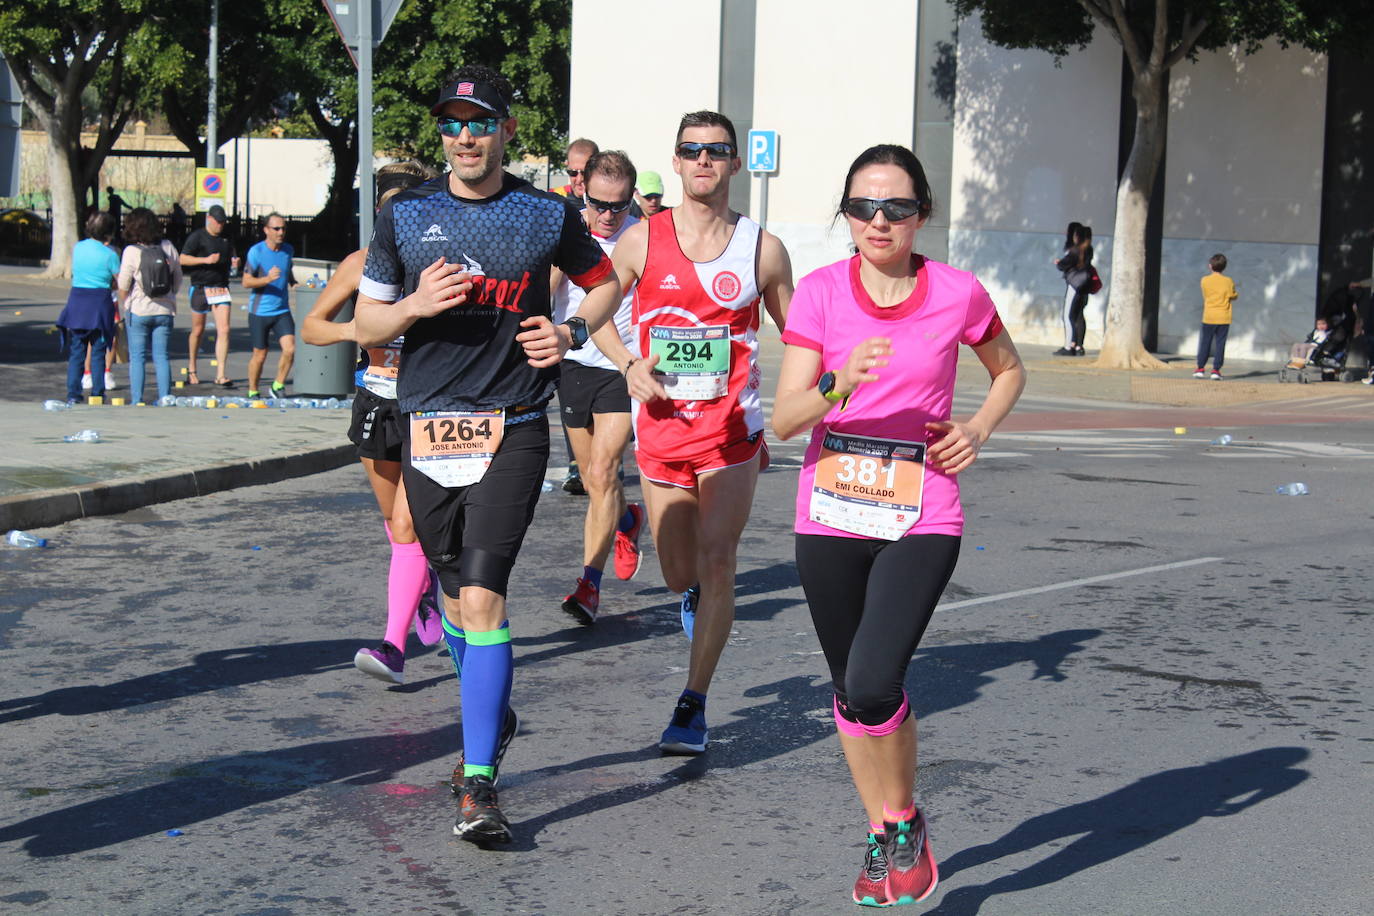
[636, 430, 768, 489]
[401, 409, 550, 598]
[348, 386, 405, 462]
[249, 311, 296, 350]
[559, 361, 630, 429]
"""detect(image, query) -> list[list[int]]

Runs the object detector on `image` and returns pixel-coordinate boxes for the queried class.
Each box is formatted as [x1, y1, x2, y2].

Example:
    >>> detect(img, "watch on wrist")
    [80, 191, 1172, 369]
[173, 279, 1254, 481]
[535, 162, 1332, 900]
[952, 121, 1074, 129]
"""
[562, 317, 589, 350]
[818, 371, 845, 403]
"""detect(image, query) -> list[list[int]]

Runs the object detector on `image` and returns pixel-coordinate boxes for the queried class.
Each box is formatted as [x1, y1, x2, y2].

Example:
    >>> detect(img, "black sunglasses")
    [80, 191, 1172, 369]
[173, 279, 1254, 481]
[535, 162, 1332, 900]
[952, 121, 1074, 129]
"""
[584, 194, 634, 214]
[841, 197, 924, 222]
[565, 168, 584, 178]
[436, 116, 503, 137]
[676, 142, 735, 161]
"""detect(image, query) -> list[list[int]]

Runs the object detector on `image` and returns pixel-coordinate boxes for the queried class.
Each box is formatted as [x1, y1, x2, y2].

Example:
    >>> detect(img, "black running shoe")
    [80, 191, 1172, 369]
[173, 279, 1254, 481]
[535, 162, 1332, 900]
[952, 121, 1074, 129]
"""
[453, 775, 512, 844]
[451, 707, 520, 790]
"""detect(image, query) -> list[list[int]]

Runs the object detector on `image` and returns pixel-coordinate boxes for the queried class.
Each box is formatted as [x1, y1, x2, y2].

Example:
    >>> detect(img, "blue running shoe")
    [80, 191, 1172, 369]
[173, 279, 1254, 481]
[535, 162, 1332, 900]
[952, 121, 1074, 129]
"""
[680, 584, 699, 642]
[658, 694, 707, 754]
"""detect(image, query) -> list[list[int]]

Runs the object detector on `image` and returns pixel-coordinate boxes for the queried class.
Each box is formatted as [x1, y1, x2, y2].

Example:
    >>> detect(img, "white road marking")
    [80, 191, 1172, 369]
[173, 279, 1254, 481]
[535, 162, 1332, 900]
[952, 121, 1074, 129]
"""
[939, 556, 1225, 612]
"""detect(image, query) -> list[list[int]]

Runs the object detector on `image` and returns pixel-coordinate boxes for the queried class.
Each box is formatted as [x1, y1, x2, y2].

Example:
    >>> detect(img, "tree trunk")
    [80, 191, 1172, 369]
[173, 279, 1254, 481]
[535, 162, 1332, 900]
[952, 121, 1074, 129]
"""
[1095, 71, 1169, 370]
[41, 113, 81, 278]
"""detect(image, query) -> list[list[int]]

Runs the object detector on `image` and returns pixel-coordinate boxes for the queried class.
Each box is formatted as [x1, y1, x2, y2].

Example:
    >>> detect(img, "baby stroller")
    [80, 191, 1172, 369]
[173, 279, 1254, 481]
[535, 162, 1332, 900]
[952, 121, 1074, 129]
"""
[1278, 317, 1364, 383]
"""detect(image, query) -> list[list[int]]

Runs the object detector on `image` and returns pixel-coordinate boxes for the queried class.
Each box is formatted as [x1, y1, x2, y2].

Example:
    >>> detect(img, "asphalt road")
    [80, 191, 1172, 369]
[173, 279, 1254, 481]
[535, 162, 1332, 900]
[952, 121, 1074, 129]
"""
[2, 394, 1372, 913]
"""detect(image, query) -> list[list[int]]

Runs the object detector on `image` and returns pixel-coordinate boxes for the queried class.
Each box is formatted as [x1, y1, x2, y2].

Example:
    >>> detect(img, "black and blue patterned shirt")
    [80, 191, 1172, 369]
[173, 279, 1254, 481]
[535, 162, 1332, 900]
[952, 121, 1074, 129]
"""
[361, 173, 612, 413]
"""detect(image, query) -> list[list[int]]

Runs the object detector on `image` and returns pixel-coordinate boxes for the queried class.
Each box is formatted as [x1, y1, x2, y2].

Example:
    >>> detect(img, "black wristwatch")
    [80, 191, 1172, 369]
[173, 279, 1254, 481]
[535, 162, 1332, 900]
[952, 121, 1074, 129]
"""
[817, 371, 845, 403]
[562, 317, 589, 350]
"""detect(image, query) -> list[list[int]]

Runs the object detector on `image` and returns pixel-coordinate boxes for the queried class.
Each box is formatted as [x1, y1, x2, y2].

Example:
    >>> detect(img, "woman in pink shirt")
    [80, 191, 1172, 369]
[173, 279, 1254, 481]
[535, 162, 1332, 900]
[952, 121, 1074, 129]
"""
[772, 144, 1025, 908]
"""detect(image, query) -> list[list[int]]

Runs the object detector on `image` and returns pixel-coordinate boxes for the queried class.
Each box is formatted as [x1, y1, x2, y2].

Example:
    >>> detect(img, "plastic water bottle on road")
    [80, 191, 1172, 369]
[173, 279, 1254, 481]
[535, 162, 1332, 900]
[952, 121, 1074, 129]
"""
[62, 429, 100, 443]
[43, 400, 72, 411]
[1275, 482, 1309, 496]
[1211, 434, 1233, 446]
[6, 530, 47, 548]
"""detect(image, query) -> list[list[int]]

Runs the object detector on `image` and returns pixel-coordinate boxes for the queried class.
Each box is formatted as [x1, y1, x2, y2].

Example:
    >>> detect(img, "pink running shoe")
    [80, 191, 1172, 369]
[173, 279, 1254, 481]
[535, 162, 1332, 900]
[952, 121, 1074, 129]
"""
[414, 568, 444, 646]
[613, 503, 645, 580]
[853, 831, 893, 907]
[884, 809, 938, 905]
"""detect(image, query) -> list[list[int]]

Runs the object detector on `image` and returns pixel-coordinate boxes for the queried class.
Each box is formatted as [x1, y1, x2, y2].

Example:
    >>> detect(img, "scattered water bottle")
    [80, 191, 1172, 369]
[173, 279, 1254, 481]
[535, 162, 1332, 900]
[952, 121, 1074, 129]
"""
[308, 273, 323, 288]
[341, 398, 354, 410]
[175, 396, 193, 408]
[43, 399, 72, 411]
[325, 397, 340, 409]
[6, 530, 47, 548]
[540, 481, 555, 493]
[62, 429, 100, 443]
[1275, 482, 1309, 496]
[1211, 434, 1233, 446]
[157, 395, 177, 407]
[292, 397, 310, 408]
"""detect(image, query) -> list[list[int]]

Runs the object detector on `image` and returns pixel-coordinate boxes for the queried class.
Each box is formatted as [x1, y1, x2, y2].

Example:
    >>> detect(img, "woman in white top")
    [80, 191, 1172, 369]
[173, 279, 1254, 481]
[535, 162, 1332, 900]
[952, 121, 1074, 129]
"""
[117, 207, 183, 404]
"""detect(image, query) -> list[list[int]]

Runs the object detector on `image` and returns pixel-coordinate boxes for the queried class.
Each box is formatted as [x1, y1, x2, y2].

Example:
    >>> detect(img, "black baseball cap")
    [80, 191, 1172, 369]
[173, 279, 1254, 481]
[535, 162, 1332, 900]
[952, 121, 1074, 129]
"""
[206, 205, 227, 222]
[431, 76, 510, 117]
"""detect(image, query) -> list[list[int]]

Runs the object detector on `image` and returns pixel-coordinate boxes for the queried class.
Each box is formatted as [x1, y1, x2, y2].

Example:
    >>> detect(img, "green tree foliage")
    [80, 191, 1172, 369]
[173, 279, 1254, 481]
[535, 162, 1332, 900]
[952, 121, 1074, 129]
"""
[951, 0, 1374, 368]
[0, 0, 174, 274]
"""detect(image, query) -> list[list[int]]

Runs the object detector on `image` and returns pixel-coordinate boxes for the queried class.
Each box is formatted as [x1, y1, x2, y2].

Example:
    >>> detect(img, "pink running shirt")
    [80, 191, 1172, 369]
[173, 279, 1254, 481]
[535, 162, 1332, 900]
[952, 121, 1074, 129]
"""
[781, 255, 1004, 538]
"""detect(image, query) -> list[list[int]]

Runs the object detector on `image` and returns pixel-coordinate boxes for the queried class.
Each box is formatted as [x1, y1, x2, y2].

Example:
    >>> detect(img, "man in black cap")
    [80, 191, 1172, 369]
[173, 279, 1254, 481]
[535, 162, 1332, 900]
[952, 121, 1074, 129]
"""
[354, 63, 621, 845]
[180, 204, 240, 387]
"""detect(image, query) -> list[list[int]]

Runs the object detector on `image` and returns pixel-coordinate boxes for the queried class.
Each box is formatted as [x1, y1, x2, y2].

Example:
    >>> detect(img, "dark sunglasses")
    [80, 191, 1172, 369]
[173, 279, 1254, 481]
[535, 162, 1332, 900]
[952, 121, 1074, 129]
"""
[584, 194, 634, 214]
[436, 116, 504, 138]
[565, 168, 584, 178]
[676, 142, 735, 161]
[840, 197, 924, 222]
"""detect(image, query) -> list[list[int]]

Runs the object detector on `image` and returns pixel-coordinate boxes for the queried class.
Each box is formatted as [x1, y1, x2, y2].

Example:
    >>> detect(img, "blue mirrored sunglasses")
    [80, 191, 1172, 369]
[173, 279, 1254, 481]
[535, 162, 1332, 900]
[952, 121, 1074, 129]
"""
[437, 116, 504, 138]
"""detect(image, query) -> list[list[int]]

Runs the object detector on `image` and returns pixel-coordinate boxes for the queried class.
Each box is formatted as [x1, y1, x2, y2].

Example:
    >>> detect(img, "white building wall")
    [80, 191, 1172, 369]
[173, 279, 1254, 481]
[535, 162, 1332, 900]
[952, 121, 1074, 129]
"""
[218, 138, 332, 218]
[1159, 44, 1327, 360]
[568, 0, 721, 207]
[949, 15, 1120, 350]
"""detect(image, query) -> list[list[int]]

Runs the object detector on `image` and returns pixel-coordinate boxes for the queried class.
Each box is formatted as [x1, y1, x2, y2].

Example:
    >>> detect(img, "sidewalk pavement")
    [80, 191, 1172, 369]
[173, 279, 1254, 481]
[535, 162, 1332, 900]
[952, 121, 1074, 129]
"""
[3, 264, 1369, 533]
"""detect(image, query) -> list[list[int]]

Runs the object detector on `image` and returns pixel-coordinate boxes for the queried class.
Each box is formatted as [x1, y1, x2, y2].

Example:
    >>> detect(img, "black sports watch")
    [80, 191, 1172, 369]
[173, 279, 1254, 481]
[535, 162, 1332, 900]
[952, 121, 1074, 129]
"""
[562, 317, 589, 350]
[817, 370, 845, 403]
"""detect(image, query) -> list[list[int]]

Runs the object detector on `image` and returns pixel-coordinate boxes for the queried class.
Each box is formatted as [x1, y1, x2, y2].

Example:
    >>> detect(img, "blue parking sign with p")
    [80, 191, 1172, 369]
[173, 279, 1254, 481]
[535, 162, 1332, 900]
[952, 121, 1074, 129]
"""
[748, 129, 778, 173]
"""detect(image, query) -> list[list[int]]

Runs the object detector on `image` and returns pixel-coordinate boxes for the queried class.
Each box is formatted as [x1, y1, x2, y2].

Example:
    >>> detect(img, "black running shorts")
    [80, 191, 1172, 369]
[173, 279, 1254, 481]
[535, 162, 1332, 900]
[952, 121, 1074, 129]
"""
[558, 361, 630, 429]
[401, 411, 550, 598]
[348, 386, 405, 462]
[249, 311, 295, 350]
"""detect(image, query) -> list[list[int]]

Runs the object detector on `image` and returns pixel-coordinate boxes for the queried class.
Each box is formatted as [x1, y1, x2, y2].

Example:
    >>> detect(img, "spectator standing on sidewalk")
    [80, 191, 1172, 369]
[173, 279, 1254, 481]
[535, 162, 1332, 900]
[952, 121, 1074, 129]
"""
[1195, 253, 1237, 380]
[242, 213, 297, 399]
[117, 207, 182, 405]
[1053, 222, 1091, 356]
[180, 204, 239, 388]
[57, 211, 121, 403]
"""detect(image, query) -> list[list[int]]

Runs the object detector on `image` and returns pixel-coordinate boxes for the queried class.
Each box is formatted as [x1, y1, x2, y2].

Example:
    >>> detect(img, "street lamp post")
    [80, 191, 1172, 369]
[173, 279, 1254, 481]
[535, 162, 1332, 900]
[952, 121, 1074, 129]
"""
[206, 0, 220, 169]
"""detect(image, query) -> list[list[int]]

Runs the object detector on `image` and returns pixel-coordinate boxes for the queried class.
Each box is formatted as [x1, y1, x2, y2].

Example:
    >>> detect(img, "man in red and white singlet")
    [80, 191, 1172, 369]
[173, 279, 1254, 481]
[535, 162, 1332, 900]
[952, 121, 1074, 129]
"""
[597, 110, 794, 755]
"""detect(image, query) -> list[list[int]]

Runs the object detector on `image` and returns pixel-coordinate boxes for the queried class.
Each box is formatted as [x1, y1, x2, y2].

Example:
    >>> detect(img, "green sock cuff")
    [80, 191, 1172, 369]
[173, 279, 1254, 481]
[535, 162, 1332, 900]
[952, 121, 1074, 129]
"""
[465, 625, 511, 647]
[441, 616, 465, 639]
[463, 763, 495, 779]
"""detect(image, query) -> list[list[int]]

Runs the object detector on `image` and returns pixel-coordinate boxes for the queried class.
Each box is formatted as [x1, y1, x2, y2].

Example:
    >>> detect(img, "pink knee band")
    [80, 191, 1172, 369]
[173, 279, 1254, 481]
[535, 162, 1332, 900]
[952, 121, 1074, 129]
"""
[861, 693, 910, 738]
[833, 696, 865, 737]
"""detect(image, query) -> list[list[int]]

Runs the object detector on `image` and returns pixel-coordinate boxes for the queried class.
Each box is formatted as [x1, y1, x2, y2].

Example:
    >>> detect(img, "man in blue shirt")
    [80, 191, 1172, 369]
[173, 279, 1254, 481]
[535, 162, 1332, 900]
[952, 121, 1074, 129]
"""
[242, 212, 296, 398]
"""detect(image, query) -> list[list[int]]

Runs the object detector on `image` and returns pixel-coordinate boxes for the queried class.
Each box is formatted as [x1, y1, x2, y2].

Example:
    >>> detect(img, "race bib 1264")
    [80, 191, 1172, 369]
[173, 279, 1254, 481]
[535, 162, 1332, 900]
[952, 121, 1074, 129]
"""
[649, 324, 730, 400]
[408, 410, 504, 488]
[809, 431, 925, 540]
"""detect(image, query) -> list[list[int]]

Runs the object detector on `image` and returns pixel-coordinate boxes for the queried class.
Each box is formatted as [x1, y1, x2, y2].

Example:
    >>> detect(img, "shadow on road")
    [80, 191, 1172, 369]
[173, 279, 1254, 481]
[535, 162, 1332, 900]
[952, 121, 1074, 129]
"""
[0, 640, 356, 723]
[0, 725, 459, 857]
[927, 746, 1310, 915]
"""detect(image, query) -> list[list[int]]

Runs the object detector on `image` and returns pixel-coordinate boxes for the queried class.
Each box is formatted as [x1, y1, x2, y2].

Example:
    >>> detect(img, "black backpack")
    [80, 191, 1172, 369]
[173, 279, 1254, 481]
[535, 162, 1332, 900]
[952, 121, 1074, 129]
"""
[137, 243, 174, 297]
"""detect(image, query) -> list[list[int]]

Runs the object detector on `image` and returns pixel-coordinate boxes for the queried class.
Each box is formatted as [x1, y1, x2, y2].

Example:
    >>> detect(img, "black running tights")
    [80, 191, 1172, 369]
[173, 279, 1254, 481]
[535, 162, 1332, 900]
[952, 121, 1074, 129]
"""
[795, 533, 961, 726]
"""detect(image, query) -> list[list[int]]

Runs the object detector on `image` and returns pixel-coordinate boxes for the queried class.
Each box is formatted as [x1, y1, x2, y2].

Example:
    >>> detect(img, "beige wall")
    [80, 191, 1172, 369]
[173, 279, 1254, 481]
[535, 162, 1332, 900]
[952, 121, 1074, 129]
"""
[568, 0, 721, 207]
[950, 16, 1119, 238]
[218, 138, 333, 218]
[1164, 44, 1326, 244]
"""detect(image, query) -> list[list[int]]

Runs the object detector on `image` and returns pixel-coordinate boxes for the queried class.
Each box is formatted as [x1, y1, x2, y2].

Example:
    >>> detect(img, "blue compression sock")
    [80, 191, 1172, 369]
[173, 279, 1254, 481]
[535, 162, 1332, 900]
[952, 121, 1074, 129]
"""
[682, 688, 706, 708]
[461, 622, 514, 777]
[617, 507, 636, 532]
[442, 616, 467, 678]
[583, 565, 603, 590]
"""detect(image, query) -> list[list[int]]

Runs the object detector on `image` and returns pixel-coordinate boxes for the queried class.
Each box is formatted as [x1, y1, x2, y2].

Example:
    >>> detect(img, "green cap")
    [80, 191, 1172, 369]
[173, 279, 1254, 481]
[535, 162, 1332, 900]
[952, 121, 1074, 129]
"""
[638, 171, 665, 196]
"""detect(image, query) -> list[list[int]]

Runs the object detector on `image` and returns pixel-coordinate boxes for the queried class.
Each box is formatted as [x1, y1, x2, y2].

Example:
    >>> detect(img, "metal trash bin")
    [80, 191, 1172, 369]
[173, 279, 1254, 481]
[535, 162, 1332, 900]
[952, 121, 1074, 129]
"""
[290, 284, 355, 396]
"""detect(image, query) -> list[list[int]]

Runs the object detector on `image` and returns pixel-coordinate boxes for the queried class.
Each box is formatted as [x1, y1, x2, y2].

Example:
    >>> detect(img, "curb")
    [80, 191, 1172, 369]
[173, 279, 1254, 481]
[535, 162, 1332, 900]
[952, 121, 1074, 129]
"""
[0, 443, 355, 532]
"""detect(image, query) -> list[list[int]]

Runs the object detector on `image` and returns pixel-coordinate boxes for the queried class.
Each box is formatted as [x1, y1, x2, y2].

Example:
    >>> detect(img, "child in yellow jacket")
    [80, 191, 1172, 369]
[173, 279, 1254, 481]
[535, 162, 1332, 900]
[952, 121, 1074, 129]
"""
[1196, 253, 1238, 380]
